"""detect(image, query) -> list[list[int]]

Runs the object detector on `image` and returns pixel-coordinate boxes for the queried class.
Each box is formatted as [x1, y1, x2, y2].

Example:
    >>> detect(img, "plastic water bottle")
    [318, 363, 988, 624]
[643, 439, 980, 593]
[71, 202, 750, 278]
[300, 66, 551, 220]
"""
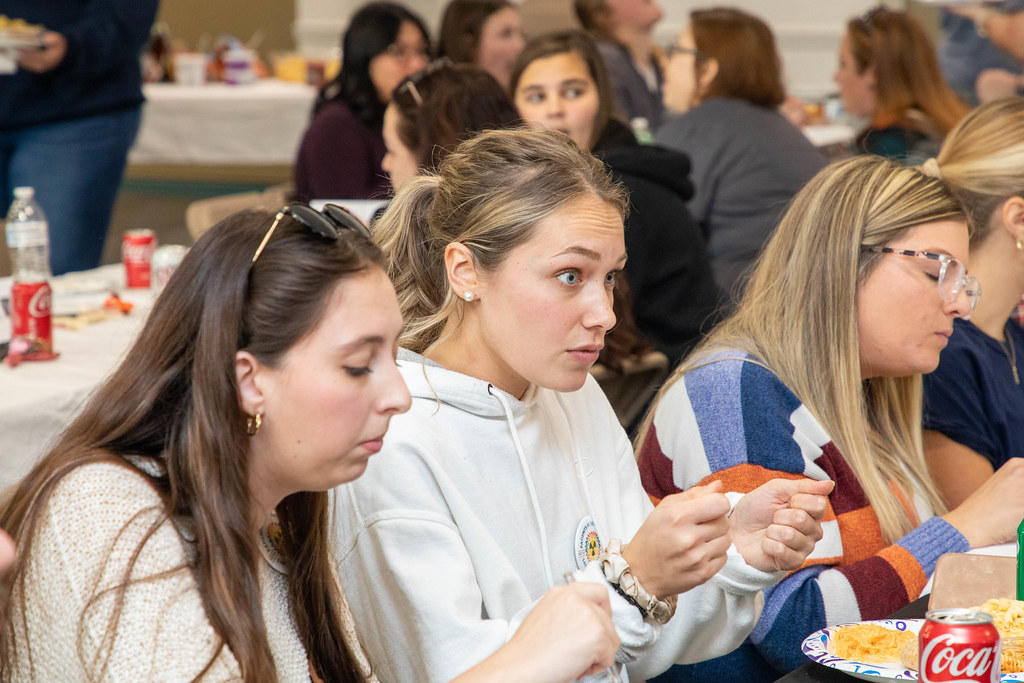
[630, 117, 654, 145]
[5, 186, 53, 349]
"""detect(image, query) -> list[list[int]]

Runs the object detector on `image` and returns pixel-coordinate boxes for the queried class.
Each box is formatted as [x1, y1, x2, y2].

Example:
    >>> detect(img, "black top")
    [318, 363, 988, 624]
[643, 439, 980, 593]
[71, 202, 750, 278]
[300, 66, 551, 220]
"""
[596, 120, 723, 364]
[0, 0, 158, 130]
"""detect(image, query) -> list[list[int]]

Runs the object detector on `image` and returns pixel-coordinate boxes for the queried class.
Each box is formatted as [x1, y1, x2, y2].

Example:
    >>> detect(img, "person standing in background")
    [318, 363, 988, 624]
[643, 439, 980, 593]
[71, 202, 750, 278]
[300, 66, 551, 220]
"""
[438, 0, 525, 92]
[574, 0, 665, 135]
[0, 0, 159, 276]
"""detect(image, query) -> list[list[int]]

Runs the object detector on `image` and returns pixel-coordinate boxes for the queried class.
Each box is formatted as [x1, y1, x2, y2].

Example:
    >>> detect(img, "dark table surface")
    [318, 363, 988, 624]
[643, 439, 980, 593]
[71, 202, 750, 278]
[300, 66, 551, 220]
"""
[774, 596, 929, 682]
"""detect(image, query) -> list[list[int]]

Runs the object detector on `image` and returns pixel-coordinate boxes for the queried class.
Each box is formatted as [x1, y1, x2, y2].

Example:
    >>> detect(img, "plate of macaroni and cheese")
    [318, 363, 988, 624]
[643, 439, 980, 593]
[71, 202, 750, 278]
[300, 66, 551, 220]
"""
[802, 600, 1024, 681]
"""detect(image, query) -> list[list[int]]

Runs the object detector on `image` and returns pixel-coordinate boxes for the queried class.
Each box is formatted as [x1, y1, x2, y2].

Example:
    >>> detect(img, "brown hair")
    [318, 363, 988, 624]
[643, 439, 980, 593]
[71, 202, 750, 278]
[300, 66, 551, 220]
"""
[509, 29, 616, 150]
[1, 210, 380, 681]
[690, 7, 785, 109]
[574, 0, 614, 42]
[438, 0, 515, 65]
[374, 127, 628, 354]
[391, 61, 521, 173]
[846, 7, 968, 135]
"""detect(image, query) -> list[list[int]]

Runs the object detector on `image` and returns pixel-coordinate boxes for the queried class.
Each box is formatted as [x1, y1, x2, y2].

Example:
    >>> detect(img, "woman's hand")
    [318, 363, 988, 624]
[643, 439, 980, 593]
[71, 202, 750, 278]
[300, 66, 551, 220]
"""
[730, 478, 834, 573]
[942, 458, 1024, 548]
[622, 481, 732, 598]
[17, 31, 67, 74]
[451, 583, 620, 683]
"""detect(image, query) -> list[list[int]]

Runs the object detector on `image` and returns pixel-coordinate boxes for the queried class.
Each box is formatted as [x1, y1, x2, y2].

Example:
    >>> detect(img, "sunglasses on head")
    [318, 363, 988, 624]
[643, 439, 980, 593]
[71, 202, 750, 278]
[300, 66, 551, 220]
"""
[251, 203, 371, 264]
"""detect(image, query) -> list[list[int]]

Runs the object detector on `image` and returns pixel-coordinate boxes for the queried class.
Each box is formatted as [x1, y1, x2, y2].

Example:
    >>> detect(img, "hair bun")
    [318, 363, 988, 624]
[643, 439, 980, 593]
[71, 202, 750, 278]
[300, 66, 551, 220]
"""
[920, 158, 942, 179]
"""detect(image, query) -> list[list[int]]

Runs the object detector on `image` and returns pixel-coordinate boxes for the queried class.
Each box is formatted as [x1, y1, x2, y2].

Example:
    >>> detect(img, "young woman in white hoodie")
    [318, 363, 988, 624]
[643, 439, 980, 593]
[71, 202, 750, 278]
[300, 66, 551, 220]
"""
[333, 127, 833, 682]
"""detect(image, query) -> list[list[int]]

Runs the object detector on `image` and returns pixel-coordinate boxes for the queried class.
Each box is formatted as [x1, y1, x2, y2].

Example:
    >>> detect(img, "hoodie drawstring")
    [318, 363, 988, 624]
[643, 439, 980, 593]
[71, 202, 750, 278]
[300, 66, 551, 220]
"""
[489, 385, 555, 589]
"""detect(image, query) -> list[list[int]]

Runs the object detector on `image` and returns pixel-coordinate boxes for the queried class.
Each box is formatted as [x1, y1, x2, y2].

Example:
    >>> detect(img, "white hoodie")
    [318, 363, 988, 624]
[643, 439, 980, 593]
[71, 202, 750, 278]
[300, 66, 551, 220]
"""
[333, 352, 781, 682]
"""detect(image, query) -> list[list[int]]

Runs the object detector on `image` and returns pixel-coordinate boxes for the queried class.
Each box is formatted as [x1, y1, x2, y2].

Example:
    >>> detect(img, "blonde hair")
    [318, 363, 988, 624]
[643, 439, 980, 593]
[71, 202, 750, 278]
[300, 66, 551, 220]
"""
[637, 156, 965, 542]
[373, 127, 628, 353]
[933, 98, 1024, 246]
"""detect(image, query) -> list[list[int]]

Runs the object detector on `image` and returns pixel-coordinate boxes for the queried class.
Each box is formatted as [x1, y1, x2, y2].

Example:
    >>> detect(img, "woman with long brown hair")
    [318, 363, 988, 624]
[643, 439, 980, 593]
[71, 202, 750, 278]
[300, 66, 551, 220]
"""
[835, 6, 969, 164]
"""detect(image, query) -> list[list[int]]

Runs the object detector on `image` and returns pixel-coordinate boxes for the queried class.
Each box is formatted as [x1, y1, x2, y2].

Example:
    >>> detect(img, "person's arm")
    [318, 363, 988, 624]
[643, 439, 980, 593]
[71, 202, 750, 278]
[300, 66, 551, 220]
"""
[24, 463, 238, 680]
[923, 429, 995, 508]
[949, 7, 1024, 62]
[637, 360, 969, 671]
[27, 0, 159, 79]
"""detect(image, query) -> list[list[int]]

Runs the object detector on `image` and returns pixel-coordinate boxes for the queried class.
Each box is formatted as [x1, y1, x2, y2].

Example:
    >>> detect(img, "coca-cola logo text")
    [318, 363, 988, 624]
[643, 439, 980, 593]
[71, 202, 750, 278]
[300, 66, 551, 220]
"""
[921, 633, 998, 682]
[28, 284, 51, 317]
[122, 242, 156, 263]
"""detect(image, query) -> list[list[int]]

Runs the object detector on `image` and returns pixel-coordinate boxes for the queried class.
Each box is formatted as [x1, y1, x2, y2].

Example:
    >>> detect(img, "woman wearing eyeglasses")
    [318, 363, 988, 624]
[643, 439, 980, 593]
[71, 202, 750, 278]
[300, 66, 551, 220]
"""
[834, 6, 968, 165]
[0, 204, 626, 682]
[919, 99, 1024, 508]
[293, 2, 430, 202]
[656, 8, 826, 304]
[635, 155, 1024, 682]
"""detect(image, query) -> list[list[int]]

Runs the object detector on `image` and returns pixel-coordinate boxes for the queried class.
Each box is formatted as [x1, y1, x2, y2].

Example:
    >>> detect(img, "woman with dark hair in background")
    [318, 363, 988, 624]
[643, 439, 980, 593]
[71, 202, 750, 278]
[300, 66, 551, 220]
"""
[835, 6, 969, 164]
[657, 8, 826, 304]
[511, 30, 722, 365]
[293, 2, 430, 201]
[381, 61, 520, 191]
[438, 0, 525, 91]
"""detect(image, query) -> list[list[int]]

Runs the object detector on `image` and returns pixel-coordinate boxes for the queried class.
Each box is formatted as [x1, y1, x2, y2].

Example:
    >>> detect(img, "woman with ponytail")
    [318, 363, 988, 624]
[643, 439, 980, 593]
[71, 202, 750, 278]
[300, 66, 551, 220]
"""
[920, 98, 1024, 507]
[334, 127, 832, 682]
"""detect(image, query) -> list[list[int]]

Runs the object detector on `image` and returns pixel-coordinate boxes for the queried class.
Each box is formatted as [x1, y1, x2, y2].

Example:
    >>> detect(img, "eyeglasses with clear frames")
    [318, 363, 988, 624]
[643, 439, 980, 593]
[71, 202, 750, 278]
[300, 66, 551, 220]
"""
[251, 203, 371, 265]
[863, 246, 981, 319]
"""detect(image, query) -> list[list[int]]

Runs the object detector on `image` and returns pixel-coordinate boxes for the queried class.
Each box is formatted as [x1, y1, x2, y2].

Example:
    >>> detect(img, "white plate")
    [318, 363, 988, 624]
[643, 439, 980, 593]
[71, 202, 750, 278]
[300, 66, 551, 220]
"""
[802, 618, 1024, 682]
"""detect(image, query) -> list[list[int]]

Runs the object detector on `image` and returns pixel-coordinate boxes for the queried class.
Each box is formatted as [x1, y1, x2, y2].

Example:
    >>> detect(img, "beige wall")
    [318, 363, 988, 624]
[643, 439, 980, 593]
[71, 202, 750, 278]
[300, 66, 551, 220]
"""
[156, 1, 296, 57]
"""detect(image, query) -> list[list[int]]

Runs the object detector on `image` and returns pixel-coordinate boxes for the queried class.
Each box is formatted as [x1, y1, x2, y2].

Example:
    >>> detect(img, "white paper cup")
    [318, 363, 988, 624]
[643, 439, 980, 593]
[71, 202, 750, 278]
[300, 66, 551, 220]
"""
[172, 52, 207, 86]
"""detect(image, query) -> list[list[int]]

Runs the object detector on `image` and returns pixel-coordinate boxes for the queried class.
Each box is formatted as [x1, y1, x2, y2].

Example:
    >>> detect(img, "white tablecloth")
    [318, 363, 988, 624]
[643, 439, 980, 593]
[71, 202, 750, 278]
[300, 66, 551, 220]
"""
[129, 79, 317, 165]
[0, 265, 154, 491]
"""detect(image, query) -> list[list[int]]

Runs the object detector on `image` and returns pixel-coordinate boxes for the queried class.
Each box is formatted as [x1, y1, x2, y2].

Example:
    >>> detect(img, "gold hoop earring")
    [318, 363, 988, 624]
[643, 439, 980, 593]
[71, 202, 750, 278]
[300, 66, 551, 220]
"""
[246, 412, 263, 436]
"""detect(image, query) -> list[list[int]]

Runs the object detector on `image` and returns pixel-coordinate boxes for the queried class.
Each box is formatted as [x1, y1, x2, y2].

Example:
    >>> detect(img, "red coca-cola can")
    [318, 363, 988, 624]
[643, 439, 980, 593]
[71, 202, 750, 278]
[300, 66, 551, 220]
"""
[920, 608, 1000, 683]
[11, 281, 52, 345]
[122, 229, 157, 288]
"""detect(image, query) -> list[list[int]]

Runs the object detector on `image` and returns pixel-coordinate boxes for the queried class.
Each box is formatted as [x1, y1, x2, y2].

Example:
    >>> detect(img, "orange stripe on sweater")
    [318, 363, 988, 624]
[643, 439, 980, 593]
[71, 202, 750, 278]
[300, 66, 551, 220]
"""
[836, 506, 885, 563]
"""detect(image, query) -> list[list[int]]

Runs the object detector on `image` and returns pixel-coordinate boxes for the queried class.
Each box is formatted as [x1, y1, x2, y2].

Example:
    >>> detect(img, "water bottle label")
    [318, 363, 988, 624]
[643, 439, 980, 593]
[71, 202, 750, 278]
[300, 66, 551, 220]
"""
[5, 220, 48, 249]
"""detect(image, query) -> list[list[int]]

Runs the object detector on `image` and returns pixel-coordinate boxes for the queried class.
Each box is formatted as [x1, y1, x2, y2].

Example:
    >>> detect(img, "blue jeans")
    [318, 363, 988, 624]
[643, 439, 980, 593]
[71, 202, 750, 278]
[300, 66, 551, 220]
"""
[0, 107, 142, 275]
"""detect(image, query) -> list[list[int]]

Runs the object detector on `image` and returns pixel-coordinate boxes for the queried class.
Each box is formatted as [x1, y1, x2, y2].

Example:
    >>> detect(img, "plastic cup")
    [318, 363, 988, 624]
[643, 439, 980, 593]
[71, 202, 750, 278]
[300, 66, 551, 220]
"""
[172, 52, 207, 86]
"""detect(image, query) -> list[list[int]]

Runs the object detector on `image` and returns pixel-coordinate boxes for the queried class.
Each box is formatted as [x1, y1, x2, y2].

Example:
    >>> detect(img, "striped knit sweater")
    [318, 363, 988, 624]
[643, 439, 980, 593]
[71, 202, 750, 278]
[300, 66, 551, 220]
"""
[637, 354, 968, 678]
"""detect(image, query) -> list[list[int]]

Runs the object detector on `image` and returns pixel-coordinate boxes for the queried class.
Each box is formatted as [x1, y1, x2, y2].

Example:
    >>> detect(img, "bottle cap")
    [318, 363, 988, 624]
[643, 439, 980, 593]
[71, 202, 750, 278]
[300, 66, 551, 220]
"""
[13, 186, 34, 199]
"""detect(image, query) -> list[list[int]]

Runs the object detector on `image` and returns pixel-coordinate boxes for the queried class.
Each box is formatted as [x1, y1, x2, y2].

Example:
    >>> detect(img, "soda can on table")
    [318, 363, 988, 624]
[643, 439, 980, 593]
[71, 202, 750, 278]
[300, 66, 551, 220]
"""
[920, 608, 1000, 683]
[122, 229, 157, 288]
[151, 244, 188, 292]
[10, 280, 52, 346]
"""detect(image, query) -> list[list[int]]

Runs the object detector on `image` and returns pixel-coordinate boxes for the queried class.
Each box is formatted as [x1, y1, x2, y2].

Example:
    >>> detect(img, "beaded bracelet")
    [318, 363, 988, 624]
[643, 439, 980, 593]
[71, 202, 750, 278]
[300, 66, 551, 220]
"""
[598, 538, 678, 625]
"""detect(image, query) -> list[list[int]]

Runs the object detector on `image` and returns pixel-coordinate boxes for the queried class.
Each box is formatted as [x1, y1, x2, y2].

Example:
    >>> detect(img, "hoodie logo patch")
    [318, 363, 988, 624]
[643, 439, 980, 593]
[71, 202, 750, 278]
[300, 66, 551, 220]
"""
[575, 516, 601, 570]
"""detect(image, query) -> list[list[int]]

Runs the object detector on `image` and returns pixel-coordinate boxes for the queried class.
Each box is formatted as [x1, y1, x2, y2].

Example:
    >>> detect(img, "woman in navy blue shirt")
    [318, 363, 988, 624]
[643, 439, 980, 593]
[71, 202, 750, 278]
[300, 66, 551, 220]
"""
[921, 98, 1024, 507]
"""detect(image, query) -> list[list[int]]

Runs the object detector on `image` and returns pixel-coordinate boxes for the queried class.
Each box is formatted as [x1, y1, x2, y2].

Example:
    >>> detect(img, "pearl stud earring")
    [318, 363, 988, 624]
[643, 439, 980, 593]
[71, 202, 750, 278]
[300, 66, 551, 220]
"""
[464, 291, 475, 302]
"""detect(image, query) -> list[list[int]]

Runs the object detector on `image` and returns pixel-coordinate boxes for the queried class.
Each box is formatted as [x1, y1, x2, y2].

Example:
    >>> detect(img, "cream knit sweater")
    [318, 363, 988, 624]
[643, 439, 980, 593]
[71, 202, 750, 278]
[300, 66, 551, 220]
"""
[8, 462, 375, 682]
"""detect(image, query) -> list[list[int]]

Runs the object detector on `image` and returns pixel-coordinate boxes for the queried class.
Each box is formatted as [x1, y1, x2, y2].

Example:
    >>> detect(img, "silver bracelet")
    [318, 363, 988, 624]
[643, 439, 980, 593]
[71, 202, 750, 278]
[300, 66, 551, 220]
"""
[598, 538, 678, 625]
